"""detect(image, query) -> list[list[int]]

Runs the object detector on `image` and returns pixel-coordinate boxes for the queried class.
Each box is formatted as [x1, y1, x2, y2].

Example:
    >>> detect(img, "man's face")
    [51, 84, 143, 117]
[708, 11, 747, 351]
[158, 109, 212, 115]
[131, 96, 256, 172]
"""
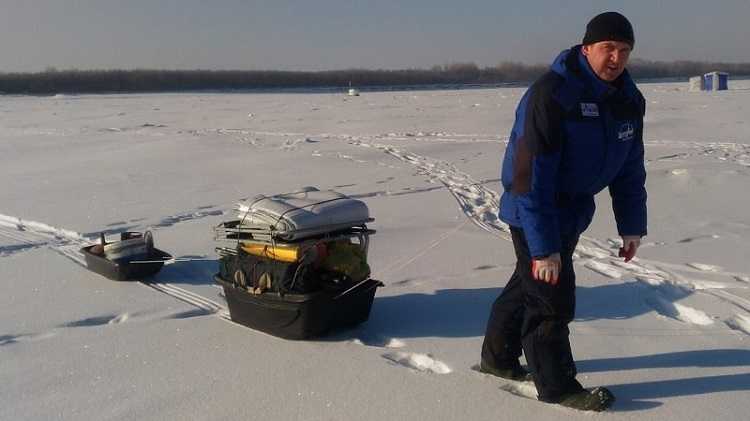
[581, 40, 632, 82]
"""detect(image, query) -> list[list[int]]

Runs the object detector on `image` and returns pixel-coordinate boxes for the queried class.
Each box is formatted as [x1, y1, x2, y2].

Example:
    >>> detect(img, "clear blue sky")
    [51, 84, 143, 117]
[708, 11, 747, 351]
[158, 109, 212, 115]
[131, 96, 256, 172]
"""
[1, 0, 749, 72]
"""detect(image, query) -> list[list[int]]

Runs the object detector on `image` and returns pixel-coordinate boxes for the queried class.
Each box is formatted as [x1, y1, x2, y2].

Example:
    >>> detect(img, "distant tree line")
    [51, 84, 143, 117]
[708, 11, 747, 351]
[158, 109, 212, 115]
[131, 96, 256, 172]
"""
[627, 58, 750, 80]
[0, 60, 748, 94]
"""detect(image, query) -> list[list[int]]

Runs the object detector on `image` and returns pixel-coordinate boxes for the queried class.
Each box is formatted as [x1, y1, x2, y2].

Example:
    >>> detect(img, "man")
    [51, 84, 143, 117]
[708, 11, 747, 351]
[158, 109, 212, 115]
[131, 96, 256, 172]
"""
[480, 12, 647, 411]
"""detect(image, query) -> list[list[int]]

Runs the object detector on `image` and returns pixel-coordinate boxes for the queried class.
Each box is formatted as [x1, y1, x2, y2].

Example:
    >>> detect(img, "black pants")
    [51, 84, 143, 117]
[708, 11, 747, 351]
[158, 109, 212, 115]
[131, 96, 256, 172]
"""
[481, 226, 583, 402]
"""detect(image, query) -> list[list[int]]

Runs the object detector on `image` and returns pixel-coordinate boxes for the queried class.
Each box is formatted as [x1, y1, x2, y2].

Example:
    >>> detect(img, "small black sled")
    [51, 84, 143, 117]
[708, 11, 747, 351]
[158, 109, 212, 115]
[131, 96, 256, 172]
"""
[81, 231, 172, 281]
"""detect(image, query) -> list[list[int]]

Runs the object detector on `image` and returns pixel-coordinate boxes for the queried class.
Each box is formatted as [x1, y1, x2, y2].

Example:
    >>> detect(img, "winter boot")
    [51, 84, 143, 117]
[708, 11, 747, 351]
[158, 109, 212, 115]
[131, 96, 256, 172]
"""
[479, 360, 534, 382]
[557, 386, 615, 411]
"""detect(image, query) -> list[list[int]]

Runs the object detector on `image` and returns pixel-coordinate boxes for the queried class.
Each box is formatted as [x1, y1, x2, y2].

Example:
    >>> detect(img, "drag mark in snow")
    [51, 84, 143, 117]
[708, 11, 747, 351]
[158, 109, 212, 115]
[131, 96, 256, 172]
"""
[382, 352, 452, 374]
[0, 212, 231, 322]
[0, 214, 87, 244]
[145, 282, 230, 319]
[0, 214, 88, 266]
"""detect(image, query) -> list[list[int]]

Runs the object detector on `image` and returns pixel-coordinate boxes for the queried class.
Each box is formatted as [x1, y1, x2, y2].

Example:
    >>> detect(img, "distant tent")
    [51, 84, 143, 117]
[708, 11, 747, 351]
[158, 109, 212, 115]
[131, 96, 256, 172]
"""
[703, 71, 729, 91]
[688, 76, 704, 92]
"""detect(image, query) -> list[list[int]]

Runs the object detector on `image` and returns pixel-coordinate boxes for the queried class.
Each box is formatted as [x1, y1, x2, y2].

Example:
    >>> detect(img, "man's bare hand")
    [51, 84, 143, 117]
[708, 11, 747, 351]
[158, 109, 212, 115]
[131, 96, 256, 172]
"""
[532, 253, 562, 285]
[619, 236, 641, 262]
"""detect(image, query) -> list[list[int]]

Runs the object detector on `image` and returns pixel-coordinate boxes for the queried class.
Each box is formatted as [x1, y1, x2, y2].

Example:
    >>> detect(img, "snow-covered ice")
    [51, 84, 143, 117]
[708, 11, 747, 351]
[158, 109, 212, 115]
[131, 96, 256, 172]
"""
[2, 81, 750, 420]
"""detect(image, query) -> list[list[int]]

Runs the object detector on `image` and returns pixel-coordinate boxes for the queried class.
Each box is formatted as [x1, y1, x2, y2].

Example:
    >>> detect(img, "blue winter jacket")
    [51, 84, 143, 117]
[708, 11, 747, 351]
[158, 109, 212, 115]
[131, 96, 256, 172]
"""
[499, 45, 647, 258]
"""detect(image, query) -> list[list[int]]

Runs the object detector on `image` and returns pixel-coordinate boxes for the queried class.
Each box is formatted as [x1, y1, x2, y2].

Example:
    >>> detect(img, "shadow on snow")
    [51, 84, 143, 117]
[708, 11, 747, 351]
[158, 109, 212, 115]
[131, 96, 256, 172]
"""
[359, 280, 684, 340]
[151, 258, 219, 286]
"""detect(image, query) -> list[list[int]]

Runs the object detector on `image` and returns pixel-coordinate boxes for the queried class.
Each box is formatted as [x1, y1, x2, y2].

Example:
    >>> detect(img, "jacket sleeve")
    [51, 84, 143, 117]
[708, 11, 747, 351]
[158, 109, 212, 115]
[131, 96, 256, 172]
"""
[512, 87, 564, 257]
[609, 97, 648, 237]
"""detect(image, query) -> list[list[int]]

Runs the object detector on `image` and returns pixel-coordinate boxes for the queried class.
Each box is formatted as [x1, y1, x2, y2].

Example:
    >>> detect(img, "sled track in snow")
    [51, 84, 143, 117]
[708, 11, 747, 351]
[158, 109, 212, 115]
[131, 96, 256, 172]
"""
[0, 215, 87, 266]
[0, 212, 230, 322]
[146, 282, 230, 320]
[3, 129, 750, 332]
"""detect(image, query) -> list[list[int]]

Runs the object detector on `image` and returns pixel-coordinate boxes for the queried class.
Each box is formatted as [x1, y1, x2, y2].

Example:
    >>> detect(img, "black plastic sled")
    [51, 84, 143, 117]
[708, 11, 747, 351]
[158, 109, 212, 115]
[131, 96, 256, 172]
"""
[215, 274, 383, 340]
[81, 231, 172, 281]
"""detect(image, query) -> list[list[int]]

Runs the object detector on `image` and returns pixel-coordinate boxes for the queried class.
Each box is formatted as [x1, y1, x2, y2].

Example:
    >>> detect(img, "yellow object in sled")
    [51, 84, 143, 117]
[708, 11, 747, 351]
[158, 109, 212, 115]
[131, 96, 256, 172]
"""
[241, 242, 301, 263]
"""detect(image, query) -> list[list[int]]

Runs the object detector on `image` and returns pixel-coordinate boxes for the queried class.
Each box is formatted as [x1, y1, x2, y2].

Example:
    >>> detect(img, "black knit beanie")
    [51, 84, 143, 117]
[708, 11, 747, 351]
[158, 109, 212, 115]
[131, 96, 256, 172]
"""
[582, 12, 635, 47]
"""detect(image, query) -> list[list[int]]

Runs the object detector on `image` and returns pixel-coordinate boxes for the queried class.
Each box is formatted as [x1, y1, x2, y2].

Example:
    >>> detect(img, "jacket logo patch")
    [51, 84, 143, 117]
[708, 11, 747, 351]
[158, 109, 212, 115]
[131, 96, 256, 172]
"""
[580, 103, 599, 117]
[618, 122, 635, 141]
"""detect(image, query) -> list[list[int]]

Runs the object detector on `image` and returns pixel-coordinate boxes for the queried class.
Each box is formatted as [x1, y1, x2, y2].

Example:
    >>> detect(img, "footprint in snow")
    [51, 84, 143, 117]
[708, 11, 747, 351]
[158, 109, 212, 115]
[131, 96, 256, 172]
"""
[498, 381, 539, 400]
[670, 168, 689, 176]
[382, 351, 451, 374]
[677, 234, 720, 243]
[383, 338, 407, 348]
[0, 331, 58, 346]
[168, 308, 215, 320]
[348, 334, 406, 349]
[725, 314, 750, 336]
[643, 294, 713, 326]
[471, 364, 539, 398]
[61, 312, 130, 328]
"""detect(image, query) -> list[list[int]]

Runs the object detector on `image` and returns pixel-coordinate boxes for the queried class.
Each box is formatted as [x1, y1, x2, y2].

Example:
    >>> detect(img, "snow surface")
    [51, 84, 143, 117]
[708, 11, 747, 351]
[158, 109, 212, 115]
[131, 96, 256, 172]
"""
[1, 82, 750, 420]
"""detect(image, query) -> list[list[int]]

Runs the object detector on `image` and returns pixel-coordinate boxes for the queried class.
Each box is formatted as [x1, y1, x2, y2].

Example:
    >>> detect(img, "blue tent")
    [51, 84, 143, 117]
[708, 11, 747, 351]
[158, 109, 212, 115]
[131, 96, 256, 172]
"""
[704, 71, 729, 91]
